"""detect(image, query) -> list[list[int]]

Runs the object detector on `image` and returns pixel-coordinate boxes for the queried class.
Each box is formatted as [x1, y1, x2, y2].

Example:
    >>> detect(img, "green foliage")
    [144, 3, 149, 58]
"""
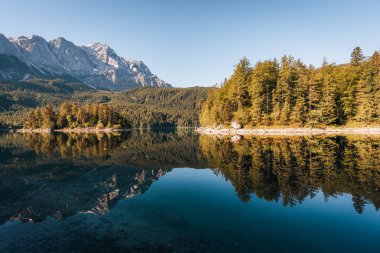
[201, 48, 380, 127]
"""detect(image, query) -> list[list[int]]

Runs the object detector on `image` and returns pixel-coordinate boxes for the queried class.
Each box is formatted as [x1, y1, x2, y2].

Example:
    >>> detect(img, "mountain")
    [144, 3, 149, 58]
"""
[0, 34, 171, 90]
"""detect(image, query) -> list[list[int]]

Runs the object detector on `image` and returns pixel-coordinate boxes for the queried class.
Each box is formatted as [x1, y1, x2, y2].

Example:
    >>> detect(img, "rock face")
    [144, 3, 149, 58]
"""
[0, 34, 171, 90]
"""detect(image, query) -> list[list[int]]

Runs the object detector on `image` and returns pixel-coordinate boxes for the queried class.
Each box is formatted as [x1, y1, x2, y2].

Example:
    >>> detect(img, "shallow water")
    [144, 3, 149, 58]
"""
[0, 130, 379, 252]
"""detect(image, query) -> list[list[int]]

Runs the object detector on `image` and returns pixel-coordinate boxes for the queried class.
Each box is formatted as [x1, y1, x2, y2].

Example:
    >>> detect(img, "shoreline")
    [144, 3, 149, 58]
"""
[196, 127, 380, 135]
[17, 127, 129, 133]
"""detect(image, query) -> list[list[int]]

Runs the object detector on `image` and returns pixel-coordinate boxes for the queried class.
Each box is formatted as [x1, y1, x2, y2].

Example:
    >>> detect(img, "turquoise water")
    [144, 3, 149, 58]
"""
[0, 131, 379, 252]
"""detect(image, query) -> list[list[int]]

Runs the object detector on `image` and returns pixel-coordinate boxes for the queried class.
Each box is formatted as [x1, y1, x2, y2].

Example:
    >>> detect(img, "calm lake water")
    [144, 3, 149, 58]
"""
[0, 130, 379, 252]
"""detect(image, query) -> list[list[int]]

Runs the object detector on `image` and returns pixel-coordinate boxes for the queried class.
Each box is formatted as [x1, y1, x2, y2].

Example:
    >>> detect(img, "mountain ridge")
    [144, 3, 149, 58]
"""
[0, 34, 171, 90]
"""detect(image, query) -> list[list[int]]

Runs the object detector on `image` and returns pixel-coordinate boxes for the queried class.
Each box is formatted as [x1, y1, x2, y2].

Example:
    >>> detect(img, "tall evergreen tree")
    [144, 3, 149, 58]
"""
[273, 55, 297, 124]
[42, 104, 56, 129]
[230, 58, 252, 124]
[372, 51, 380, 118]
[305, 66, 323, 126]
[290, 62, 309, 125]
[319, 65, 339, 125]
[57, 102, 70, 128]
[249, 59, 279, 125]
[200, 88, 219, 126]
[355, 52, 379, 122]
[33, 107, 43, 128]
[351, 47, 365, 66]
[340, 65, 360, 122]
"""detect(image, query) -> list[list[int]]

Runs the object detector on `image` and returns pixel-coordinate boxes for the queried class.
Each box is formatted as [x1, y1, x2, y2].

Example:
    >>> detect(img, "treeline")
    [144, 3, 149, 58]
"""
[200, 47, 380, 127]
[23, 102, 129, 129]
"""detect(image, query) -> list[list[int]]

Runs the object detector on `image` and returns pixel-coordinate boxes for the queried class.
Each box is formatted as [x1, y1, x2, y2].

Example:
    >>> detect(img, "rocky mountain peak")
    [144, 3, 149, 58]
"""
[8, 34, 63, 71]
[0, 34, 171, 90]
[50, 37, 72, 48]
[0, 33, 19, 55]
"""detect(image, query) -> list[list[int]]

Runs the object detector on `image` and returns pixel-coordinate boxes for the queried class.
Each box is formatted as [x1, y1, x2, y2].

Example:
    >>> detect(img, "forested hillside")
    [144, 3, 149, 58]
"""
[0, 80, 210, 128]
[200, 47, 380, 127]
[110, 87, 209, 128]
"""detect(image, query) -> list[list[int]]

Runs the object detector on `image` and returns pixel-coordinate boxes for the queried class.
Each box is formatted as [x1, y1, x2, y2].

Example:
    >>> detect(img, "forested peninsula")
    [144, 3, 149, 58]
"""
[199, 47, 380, 134]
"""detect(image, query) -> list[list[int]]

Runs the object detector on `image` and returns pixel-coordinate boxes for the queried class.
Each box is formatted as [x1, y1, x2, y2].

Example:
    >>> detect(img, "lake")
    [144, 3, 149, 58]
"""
[0, 130, 379, 252]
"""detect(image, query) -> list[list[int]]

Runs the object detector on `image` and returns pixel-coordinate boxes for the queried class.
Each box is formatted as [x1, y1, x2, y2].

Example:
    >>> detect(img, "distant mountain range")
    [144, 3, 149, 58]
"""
[0, 34, 171, 90]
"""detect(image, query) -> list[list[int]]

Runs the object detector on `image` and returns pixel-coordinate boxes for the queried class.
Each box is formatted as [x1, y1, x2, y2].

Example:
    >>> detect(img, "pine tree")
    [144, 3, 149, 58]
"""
[305, 66, 323, 126]
[98, 104, 105, 125]
[76, 107, 86, 127]
[107, 107, 114, 127]
[355, 52, 379, 122]
[290, 62, 309, 125]
[200, 88, 219, 126]
[57, 102, 70, 128]
[273, 55, 297, 124]
[340, 65, 360, 122]
[42, 104, 56, 129]
[232, 57, 252, 108]
[33, 107, 42, 128]
[69, 103, 79, 127]
[249, 59, 279, 125]
[322, 57, 328, 67]
[229, 58, 252, 124]
[218, 97, 234, 124]
[351, 47, 365, 66]
[91, 104, 99, 125]
[319, 65, 339, 125]
[24, 111, 36, 129]
[373, 51, 380, 120]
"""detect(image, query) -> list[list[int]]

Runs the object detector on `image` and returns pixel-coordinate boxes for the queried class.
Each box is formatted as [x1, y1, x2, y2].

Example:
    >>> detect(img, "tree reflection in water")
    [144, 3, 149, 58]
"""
[0, 131, 379, 225]
[200, 135, 380, 213]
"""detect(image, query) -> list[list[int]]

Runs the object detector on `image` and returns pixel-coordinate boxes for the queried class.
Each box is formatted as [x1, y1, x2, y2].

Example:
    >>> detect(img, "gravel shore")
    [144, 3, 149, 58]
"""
[196, 127, 380, 135]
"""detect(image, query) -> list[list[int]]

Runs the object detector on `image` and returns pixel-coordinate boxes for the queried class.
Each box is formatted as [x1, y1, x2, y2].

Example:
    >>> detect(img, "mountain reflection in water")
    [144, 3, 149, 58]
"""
[0, 130, 207, 223]
[0, 131, 380, 225]
[0, 130, 380, 252]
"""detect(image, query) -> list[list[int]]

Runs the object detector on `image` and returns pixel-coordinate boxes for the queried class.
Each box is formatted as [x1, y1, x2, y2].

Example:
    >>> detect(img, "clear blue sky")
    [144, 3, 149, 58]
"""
[1, 0, 379, 87]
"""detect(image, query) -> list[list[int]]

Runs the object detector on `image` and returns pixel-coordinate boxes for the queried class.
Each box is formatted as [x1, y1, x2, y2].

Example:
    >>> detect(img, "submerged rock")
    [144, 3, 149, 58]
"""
[231, 135, 242, 143]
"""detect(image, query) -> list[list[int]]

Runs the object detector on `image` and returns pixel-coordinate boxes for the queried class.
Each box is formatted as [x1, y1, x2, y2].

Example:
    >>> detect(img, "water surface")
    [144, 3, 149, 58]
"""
[0, 131, 379, 252]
